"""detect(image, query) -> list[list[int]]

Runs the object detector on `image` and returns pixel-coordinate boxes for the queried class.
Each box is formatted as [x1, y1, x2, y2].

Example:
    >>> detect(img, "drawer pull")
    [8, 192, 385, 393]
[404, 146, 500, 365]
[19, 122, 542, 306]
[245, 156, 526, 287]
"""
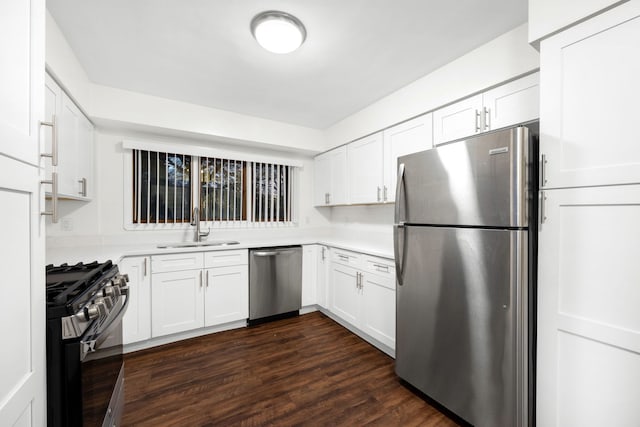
[373, 264, 389, 271]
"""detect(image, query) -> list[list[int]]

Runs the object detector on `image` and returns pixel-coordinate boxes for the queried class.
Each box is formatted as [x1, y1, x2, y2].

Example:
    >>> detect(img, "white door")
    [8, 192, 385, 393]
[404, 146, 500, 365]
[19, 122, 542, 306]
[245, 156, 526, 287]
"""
[537, 186, 640, 426]
[58, 92, 80, 197]
[0, 0, 46, 425]
[76, 113, 93, 198]
[347, 132, 383, 204]
[120, 257, 151, 344]
[313, 151, 332, 206]
[328, 146, 348, 205]
[301, 245, 318, 307]
[432, 94, 483, 146]
[540, 3, 640, 189]
[482, 72, 539, 132]
[383, 113, 433, 202]
[330, 263, 360, 325]
[151, 270, 205, 336]
[360, 272, 396, 350]
[204, 265, 248, 327]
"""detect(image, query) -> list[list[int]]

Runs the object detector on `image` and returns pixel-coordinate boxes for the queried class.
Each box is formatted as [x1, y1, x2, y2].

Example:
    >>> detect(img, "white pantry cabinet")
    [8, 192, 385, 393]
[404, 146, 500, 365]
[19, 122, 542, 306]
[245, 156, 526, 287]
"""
[329, 249, 396, 350]
[314, 146, 348, 206]
[539, 4, 640, 189]
[433, 73, 539, 146]
[537, 185, 640, 427]
[151, 249, 248, 338]
[347, 132, 384, 204]
[120, 256, 151, 344]
[44, 73, 94, 199]
[382, 113, 433, 202]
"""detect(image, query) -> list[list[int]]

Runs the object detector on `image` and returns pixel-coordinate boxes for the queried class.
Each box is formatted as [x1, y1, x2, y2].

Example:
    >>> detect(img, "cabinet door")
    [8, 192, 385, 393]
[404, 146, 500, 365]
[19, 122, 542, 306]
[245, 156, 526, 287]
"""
[483, 72, 539, 132]
[75, 113, 93, 199]
[120, 256, 151, 344]
[301, 245, 318, 306]
[330, 263, 360, 325]
[537, 185, 640, 427]
[540, 3, 640, 188]
[433, 94, 483, 146]
[360, 272, 395, 349]
[204, 265, 248, 327]
[347, 132, 384, 204]
[313, 151, 332, 206]
[58, 92, 80, 197]
[383, 114, 433, 202]
[329, 146, 348, 205]
[151, 269, 204, 337]
[316, 245, 329, 309]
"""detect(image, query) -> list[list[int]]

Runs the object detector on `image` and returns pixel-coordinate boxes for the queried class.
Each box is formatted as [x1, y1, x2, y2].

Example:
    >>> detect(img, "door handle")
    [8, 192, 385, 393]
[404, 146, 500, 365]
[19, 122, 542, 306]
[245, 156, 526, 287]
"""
[394, 163, 406, 225]
[40, 114, 58, 166]
[41, 172, 59, 223]
[393, 224, 406, 286]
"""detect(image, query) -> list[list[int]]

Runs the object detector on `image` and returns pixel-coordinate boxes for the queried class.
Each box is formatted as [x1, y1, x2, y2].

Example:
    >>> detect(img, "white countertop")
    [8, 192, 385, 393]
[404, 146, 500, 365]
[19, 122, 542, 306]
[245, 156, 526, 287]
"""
[46, 237, 394, 266]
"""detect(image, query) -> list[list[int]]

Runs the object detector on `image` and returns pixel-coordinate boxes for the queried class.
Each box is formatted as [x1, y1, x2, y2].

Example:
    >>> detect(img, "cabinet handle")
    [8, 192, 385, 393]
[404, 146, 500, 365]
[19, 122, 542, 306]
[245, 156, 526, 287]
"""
[199, 270, 203, 288]
[484, 107, 490, 130]
[40, 172, 59, 223]
[383, 186, 388, 202]
[539, 190, 547, 227]
[40, 115, 58, 166]
[78, 177, 87, 197]
[377, 186, 381, 202]
[373, 264, 389, 272]
[475, 110, 481, 132]
[143, 258, 148, 277]
[321, 247, 326, 261]
[327, 193, 331, 204]
[338, 254, 349, 261]
[206, 270, 209, 288]
[540, 154, 548, 187]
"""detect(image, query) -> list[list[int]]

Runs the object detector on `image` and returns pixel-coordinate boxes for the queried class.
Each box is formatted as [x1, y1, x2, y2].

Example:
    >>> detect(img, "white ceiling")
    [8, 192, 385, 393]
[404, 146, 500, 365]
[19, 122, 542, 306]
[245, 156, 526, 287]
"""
[47, 0, 528, 129]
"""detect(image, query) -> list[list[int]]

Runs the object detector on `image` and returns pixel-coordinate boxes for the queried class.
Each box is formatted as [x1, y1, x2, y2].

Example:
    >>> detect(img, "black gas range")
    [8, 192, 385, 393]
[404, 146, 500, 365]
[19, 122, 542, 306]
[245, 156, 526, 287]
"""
[46, 261, 129, 427]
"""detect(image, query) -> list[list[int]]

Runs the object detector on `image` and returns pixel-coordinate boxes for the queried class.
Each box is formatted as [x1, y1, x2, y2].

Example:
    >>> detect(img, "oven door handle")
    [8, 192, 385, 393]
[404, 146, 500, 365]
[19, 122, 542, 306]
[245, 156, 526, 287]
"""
[80, 287, 130, 360]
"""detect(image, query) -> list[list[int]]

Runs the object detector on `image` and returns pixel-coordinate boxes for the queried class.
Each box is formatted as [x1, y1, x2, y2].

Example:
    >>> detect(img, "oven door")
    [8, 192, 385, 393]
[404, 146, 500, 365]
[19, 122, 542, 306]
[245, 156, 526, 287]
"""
[81, 290, 129, 426]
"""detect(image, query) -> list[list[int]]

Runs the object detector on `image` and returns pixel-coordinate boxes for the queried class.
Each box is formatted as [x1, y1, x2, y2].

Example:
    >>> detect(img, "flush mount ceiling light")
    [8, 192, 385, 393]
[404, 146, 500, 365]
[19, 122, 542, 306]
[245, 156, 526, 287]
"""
[250, 10, 306, 54]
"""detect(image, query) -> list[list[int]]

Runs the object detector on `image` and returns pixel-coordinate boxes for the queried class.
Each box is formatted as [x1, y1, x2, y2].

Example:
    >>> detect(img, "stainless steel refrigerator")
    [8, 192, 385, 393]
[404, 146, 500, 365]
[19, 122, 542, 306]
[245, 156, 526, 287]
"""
[393, 125, 537, 427]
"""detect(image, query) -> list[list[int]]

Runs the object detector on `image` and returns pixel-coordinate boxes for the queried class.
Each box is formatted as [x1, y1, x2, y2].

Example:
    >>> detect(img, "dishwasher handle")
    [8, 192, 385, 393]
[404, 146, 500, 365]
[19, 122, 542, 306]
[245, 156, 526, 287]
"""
[252, 250, 295, 257]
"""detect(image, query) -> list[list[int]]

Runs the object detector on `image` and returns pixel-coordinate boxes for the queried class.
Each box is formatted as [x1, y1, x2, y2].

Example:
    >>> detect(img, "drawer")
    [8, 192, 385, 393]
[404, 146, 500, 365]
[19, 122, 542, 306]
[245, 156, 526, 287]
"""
[331, 248, 362, 267]
[362, 255, 395, 279]
[204, 249, 248, 268]
[151, 252, 204, 273]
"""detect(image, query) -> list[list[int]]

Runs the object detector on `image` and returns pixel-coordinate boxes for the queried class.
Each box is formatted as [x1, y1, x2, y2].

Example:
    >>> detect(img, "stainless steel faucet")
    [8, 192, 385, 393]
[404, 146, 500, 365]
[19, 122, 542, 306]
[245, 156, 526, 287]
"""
[191, 206, 210, 242]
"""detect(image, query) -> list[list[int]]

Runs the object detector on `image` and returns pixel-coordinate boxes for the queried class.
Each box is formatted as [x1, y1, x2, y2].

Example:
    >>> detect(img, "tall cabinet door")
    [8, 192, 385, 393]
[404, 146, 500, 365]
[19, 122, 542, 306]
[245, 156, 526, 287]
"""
[0, 0, 46, 425]
[152, 270, 205, 337]
[383, 113, 433, 202]
[537, 186, 640, 427]
[432, 94, 482, 146]
[540, 4, 640, 189]
[120, 257, 151, 344]
[348, 132, 383, 204]
[204, 265, 248, 327]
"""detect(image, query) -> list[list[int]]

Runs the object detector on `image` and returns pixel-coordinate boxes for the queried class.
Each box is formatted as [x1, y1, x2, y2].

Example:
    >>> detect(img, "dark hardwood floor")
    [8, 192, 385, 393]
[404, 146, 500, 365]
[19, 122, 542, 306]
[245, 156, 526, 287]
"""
[122, 311, 459, 426]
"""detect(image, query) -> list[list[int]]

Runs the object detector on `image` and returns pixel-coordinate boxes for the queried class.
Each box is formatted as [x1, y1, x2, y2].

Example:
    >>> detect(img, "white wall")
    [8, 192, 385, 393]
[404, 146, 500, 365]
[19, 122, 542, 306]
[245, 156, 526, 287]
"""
[45, 129, 332, 247]
[528, 0, 629, 43]
[324, 23, 539, 149]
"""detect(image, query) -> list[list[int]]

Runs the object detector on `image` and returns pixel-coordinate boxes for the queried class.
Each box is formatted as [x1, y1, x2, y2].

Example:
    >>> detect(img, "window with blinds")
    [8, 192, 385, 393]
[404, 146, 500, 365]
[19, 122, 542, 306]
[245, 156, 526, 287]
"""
[133, 150, 191, 223]
[132, 149, 295, 226]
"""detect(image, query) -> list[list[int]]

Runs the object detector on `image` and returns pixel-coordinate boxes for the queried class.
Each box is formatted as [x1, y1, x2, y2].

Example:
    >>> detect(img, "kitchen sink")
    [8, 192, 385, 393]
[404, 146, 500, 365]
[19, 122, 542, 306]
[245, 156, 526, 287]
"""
[157, 240, 240, 249]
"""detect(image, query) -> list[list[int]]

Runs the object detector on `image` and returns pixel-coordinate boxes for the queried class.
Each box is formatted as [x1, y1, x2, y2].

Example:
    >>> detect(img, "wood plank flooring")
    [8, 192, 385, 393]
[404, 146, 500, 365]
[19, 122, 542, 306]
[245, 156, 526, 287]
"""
[122, 311, 459, 426]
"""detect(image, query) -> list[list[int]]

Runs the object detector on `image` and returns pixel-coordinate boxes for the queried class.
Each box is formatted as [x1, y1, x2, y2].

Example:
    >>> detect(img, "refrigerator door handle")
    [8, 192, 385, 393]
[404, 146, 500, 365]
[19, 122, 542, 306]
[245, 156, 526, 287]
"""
[393, 224, 406, 286]
[395, 163, 406, 224]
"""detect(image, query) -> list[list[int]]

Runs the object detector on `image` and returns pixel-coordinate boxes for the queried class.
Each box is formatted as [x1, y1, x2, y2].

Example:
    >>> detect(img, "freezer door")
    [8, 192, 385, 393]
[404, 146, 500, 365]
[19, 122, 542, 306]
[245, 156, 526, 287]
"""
[395, 225, 528, 427]
[396, 126, 530, 228]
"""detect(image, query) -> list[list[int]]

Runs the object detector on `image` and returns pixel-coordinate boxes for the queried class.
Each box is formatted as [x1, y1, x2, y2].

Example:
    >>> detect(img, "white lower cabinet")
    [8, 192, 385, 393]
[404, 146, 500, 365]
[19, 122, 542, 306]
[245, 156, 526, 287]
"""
[151, 269, 205, 337]
[204, 265, 248, 327]
[120, 256, 151, 344]
[329, 249, 396, 352]
[150, 249, 248, 339]
[301, 245, 318, 307]
[316, 245, 330, 309]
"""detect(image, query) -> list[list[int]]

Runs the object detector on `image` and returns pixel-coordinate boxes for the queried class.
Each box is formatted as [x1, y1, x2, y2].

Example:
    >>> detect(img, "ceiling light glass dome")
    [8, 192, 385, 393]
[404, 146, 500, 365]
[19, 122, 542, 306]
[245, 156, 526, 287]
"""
[251, 11, 306, 54]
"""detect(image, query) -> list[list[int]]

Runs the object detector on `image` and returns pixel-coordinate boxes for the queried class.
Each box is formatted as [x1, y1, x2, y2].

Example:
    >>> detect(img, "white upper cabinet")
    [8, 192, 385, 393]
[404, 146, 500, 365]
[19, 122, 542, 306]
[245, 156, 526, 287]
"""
[540, 4, 640, 189]
[483, 73, 540, 132]
[348, 132, 384, 204]
[433, 73, 540, 146]
[383, 114, 433, 202]
[433, 94, 483, 146]
[44, 74, 94, 200]
[313, 145, 348, 206]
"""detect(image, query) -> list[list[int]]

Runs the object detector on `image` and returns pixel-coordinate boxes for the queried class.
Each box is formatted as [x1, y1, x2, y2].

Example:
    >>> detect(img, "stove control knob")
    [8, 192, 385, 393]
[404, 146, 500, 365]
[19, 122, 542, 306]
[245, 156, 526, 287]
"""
[85, 303, 103, 321]
[113, 274, 129, 287]
[95, 296, 113, 310]
[103, 285, 120, 298]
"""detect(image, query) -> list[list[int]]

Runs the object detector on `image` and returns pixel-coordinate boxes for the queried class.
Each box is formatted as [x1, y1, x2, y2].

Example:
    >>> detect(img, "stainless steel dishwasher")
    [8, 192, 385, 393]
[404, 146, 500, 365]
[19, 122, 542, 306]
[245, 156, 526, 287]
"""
[249, 246, 302, 322]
